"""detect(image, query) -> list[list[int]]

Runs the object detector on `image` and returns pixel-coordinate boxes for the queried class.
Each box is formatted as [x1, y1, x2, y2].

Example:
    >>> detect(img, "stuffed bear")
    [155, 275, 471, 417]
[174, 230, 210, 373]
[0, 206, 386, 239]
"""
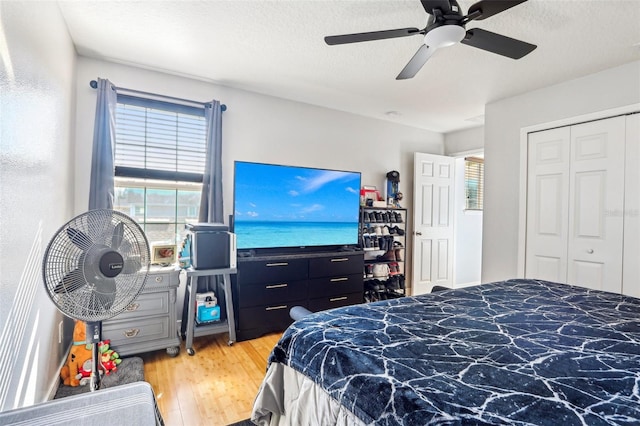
[59, 320, 93, 387]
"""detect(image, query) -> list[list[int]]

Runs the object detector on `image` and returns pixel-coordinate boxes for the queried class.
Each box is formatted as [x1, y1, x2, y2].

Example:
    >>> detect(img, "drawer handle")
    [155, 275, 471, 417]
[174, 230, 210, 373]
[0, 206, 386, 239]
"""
[123, 328, 140, 338]
[331, 258, 349, 262]
[265, 305, 288, 311]
[125, 303, 140, 311]
[155, 276, 164, 283]
[266, 283, 288, 289]
[330, 297, 348, 302]
[266, 262, 288, 267]
[330, 277, 348, 282]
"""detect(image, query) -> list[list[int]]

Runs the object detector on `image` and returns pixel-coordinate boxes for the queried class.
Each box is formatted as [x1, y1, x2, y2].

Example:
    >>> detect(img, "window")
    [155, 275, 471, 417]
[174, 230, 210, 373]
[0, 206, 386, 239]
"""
[464, 156, 484, 210]
[113, 95, 207, 244]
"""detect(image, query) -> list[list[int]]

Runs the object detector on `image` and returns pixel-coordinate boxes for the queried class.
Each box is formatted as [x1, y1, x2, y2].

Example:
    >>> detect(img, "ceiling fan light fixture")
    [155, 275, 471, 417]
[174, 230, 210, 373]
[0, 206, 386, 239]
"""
[424, 25, 466, 48]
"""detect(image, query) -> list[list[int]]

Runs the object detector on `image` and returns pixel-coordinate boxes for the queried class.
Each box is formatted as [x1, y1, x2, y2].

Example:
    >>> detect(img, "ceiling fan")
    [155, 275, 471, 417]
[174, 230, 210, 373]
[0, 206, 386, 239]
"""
[325, 0, 537, 80]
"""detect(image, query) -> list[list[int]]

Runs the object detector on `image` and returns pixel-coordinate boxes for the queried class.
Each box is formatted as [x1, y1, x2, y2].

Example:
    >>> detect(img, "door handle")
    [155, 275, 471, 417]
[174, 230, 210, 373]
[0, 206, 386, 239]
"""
[415, 232, 422, 236]
[587, 249, 594, 254]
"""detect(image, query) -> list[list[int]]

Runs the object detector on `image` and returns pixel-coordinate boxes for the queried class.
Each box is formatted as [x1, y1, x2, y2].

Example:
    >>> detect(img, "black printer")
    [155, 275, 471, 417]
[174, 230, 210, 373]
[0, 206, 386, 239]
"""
[185, 223, 237, 270]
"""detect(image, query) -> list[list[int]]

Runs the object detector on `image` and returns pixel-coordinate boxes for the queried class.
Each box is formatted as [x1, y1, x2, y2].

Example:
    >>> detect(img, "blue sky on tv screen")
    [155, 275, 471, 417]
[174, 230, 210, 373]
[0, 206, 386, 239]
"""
[234, 162, 361, 223]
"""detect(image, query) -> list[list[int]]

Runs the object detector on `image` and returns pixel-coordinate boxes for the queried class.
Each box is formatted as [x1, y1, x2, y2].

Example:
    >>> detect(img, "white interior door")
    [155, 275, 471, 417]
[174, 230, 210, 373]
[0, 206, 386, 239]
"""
[525, 127, 570, 282]
[412, 153, 455, 295]
[566, 116, 625, 292]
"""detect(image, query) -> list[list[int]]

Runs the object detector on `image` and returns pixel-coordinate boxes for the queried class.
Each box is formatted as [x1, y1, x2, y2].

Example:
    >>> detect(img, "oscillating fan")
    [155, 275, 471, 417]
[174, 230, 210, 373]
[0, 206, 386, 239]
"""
[42, 209, 150, 390]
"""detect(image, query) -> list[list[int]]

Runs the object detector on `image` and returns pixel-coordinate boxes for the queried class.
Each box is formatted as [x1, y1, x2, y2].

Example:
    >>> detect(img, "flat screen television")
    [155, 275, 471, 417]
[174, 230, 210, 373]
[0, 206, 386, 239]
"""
[233, 161, 362, 254]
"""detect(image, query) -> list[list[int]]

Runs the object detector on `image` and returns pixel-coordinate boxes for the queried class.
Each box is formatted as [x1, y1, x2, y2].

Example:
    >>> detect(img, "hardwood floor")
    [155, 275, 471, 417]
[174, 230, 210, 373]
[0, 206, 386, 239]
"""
[140, 332, 282, 426]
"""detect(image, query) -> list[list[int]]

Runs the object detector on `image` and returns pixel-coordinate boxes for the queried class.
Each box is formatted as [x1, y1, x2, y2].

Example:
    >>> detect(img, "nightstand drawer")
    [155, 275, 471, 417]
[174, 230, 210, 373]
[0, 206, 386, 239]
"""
[239, 279, 308, 308]
[308, 274, 363, 298]
[108, 291, 170, 321]
[103, 316, 171, 346]
[143, 268, 180, 290]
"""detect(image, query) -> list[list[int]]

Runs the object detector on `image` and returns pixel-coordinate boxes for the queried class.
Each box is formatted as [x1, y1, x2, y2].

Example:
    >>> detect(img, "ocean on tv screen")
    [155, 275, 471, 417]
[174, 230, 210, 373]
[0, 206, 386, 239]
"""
[234, 162, 361, 249]
[235, 221, 359, 249]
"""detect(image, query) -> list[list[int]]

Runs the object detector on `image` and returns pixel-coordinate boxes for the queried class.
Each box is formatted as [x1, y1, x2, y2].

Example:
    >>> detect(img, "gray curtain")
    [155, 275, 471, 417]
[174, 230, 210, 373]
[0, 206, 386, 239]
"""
[88, 78, 117, 210]
[199, 100, 224, 223]
[197, 100, 226, 315]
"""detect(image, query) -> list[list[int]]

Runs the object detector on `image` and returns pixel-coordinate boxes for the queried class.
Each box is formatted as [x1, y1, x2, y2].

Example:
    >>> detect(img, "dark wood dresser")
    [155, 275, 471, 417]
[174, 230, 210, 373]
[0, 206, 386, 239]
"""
[234, 251, 364, 341]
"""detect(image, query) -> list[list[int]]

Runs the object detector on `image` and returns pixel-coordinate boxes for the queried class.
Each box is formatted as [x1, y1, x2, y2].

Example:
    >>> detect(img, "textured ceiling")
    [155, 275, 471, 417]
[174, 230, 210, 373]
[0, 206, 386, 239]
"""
[57, 0, 640, 133]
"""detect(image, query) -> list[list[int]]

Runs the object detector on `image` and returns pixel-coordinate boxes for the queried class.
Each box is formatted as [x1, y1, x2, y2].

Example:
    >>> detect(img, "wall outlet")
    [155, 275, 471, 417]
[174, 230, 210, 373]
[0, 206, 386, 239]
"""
[58, 320, 64, 344]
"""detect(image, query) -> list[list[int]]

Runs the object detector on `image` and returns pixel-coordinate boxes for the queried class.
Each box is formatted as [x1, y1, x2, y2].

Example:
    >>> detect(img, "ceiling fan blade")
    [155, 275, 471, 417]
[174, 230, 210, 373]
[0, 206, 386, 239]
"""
[66, 227, 93, 251]
[111, 221, 124, 249]
[325, 28, 421, 45]
[461, 28, 536, 59]
[53, 268, 87, 294]
[396, 44, 436, 80]
[466, 0, 528, 21]
[421, 0, 453, 14]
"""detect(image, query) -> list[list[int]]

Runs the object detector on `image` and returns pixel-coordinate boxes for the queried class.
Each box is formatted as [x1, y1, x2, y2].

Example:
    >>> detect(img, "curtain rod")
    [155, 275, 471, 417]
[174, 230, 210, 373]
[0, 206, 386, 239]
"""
[89, 80, 227, 111]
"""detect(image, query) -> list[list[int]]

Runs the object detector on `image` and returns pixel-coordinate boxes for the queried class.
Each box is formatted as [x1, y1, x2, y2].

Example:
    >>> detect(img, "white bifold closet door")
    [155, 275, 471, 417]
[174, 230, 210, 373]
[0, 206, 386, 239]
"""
[525, 115, 625, 293]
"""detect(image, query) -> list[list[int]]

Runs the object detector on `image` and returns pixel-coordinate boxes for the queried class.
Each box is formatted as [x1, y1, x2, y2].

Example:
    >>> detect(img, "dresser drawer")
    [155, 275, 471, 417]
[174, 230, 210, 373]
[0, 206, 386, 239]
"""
[143, 268, 180, 290]
[238, 299, 306, 330]
[103, 316, 171, 346]
[309, 254, 363, 278]
[308, 292, 363, 312]
[238, 258, 307, 284]
[239, 279, 308, 308]
[308, 274, 363, 298]
[107, 291, 170, 321]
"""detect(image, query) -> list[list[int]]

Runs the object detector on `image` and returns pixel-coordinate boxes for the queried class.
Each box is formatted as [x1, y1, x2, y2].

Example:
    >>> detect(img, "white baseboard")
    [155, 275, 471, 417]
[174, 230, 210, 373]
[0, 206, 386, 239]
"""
[454, 281, 481, 288]
[47, 345, 70, 401]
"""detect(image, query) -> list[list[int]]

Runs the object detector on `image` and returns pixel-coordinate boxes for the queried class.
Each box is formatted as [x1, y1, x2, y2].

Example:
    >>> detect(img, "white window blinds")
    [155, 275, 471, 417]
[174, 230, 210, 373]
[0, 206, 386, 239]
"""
[114, 95, 207, 182]
[464, 156, 484, 210]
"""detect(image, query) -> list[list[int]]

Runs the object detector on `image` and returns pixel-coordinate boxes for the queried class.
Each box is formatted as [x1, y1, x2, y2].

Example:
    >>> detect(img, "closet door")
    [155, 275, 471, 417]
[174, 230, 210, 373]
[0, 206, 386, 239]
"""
[566, 117, 625, 292]
[525, 127, 570, 282]
[623, 114, 640, 298]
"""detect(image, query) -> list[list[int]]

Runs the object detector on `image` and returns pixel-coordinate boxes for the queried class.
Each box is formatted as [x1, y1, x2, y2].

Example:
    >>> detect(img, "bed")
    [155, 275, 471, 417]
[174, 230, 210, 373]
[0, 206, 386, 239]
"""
[251, 279, 640, 425]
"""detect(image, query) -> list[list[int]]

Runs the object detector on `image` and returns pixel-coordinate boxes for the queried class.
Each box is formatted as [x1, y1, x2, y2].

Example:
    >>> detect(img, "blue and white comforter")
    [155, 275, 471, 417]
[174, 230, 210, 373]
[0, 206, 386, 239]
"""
[254, 279, 640, 425]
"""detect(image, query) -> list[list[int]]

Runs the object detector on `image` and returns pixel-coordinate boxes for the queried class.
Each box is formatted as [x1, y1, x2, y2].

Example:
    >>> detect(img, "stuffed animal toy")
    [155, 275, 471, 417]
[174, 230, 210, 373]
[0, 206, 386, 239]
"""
[98, 340, 121, 375]
[59, 320, 93, 387]
[76, 359, 95, 386]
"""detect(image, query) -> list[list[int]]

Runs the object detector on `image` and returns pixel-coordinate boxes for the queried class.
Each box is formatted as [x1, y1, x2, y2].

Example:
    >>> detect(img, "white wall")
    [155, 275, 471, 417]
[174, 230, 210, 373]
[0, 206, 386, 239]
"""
[74, 57, 445, 293]
[444, 126, 484, 287]
[453, 157, 483, 287]
[444, 126, 484, 155]
[74, 58, 444, 219]
[482, 61, 640, 283]
[0, 1, 77, 410]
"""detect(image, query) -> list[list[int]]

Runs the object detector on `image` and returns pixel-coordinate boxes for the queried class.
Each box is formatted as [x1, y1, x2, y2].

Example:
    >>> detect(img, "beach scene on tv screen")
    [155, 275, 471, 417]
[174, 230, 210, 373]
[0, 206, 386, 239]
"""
[234, 162, 361, 249]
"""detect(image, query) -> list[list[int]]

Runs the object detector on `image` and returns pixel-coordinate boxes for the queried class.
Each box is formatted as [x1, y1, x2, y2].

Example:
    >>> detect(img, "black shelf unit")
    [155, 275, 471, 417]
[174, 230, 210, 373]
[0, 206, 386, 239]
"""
[359, 206, 407, 302]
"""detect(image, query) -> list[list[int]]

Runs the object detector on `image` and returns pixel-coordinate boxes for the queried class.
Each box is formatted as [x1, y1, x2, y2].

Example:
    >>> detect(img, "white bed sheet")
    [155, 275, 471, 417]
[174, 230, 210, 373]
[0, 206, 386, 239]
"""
[252, 362, 366, 426]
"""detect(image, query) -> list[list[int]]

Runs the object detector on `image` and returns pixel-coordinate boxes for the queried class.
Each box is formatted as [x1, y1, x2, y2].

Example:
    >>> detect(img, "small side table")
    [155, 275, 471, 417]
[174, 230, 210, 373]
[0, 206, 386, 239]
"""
[181, 266, 237, 355]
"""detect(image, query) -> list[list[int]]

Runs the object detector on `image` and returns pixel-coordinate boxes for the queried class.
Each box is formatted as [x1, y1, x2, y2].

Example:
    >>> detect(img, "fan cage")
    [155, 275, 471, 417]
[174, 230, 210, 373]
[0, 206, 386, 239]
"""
[43, 209, 150, 322]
